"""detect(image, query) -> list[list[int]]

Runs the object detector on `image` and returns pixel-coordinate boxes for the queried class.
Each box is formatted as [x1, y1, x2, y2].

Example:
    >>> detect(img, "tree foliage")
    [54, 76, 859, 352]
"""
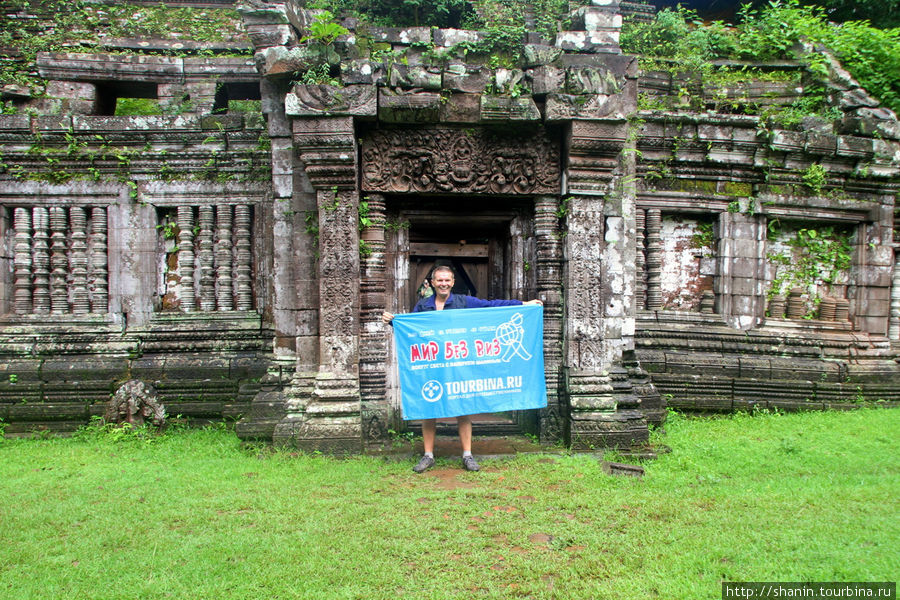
[621, 1, 900, 115]
[745, 0, 900, 28]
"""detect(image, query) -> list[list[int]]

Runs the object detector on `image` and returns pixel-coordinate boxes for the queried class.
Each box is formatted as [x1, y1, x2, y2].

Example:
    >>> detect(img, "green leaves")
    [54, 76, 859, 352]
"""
[300, 10, 350, 46]
[621, 0, 900, 116]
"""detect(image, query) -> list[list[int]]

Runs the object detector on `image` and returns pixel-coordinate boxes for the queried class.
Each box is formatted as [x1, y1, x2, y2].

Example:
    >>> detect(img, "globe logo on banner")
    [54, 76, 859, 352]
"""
[393, 305, 547, 420]
[421, 380, 443, 402]
[497, 312, 532, 362]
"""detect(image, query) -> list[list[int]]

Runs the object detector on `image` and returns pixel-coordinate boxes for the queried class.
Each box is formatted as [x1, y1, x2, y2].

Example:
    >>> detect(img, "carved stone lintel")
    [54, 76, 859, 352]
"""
[361, 127, 560, 195]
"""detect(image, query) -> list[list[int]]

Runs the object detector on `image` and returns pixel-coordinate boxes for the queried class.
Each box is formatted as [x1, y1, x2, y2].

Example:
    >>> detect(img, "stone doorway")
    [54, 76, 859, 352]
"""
[384, 197, 540, 438]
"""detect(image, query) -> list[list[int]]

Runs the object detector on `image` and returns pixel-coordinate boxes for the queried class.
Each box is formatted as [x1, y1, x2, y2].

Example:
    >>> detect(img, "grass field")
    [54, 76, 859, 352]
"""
[1, 408, 896, 599]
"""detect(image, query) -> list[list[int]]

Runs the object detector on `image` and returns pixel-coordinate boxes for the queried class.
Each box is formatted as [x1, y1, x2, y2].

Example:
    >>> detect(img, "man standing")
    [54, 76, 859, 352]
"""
[382, 265, 543, 473]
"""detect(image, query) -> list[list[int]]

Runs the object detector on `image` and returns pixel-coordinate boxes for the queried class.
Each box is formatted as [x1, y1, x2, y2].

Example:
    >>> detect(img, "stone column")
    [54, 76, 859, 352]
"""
[534, 195, 565, 444]
[719, 205, 766, 329]
[275, 116, 362, 452]
[13, 207, 32, 315]
[359, 193, 389, 446]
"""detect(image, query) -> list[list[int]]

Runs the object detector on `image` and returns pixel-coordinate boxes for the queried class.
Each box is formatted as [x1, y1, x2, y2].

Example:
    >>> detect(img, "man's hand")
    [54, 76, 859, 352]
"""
[523, 299, 543, 306]
[382, 311, 394, 324]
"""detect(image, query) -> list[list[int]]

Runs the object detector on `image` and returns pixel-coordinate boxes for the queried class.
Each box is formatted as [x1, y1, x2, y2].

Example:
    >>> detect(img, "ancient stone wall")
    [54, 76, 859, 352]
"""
[1, 0, 897, 442]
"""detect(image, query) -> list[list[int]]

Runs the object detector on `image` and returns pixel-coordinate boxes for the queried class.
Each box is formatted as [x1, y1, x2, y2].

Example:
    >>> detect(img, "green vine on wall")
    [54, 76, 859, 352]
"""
[766, 221, 853, 315]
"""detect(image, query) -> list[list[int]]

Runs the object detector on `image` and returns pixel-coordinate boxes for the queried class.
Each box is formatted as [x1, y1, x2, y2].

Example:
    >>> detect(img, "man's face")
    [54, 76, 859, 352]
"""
[431, 271, 454, 297]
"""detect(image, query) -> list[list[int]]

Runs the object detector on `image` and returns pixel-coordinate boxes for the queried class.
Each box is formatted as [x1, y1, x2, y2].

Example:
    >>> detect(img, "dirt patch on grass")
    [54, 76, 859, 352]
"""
[428, 467, 479, 489]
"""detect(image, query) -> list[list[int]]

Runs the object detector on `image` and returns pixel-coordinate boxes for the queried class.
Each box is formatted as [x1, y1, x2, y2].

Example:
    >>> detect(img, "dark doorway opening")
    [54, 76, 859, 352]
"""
[387, 197, 539, 437]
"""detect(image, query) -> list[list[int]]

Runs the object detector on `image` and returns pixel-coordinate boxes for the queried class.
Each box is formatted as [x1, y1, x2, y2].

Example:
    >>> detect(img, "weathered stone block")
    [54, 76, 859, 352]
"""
[523, 44, 562, 68]
[769, 130, 805, 152]
[526, 65, 566, 95]
[378, 89, 442, 123]
[545, 93, 626, 121]
[731, 258, 761, 278]
[439, 92, 481, 123]
[480, 95, 541, 121]
[493, 68, 526, 95]
[388, 63, 442, 89]
[570, 6, 623, 31]
[836, 135, 874, 159]
[246, 23, 297, 48]
[443, 62, 491, 93]
[560, 53, 637, 78]
[341, 59, 385, 85]
[369, 27, 432, 45]
[555, 30, 620, 53]
[286, 84, 376, 117]
[805, 131, 837, 155]
[565, 65, 621, 95]
[433, 28, 482, 47]
[37, 52, 184, 83]
[255, 45, 339, 79]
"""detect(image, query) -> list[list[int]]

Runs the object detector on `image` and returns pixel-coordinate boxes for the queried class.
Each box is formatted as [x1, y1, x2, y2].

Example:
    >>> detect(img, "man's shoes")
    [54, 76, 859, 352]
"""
[462, 455, 480, 472]
[412, 455, 435, 473]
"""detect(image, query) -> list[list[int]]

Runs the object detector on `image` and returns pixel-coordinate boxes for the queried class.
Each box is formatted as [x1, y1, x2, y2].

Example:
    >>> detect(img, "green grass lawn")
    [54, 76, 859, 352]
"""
[1, 408, 896, 599]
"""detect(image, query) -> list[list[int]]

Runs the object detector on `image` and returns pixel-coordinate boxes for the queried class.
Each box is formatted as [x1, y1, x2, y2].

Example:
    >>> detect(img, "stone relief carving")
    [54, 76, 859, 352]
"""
[105, 380, 166, 428]
[361, 127, 560, 195]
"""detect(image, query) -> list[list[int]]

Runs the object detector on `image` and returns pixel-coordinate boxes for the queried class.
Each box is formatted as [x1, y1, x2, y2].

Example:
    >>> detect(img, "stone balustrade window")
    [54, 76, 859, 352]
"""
[4, 205, 108, 316]
[637, 208, 718, 313]
[156, 204, 254, 313]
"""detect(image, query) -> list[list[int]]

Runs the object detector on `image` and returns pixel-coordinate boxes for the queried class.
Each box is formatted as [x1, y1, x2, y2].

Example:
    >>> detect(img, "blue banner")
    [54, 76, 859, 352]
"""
[392, 304, 547, 420]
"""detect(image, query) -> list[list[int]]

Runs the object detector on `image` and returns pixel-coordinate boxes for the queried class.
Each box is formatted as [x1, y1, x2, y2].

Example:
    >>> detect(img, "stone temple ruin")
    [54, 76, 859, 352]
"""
[0, 0, 898, 450]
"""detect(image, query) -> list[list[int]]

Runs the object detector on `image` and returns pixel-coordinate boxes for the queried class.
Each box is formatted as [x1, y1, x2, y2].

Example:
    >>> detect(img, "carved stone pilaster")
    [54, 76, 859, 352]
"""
[215, 204, 234, 311]
[69, 207, 89, 315]
[564, 118, 649, 449]
[176, 205, 196, 312]
[198, 206, 216, 312]
[534, 195, 565, 444]
[49, 207, 67, 314]
[281, 116, 362, 452]
[565, 195, 618, 447]
[89, 207, 108, 313]
[234, 204, 253, 311]
[31, 208, 49, 314]
[13, 208, 32, 315]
